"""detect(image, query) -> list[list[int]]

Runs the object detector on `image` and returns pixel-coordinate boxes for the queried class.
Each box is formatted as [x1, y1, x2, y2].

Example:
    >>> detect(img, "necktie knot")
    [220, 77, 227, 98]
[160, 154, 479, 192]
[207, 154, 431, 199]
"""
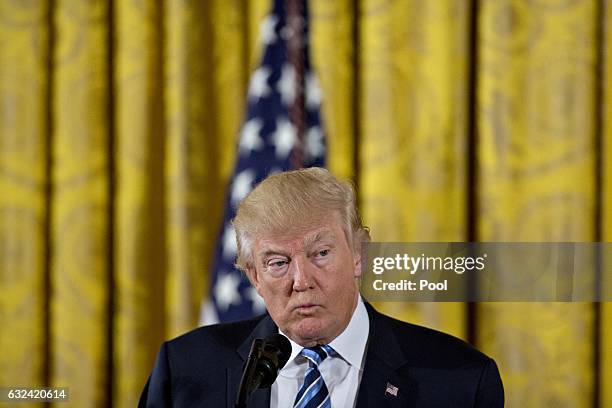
[300, 344, 334, 367]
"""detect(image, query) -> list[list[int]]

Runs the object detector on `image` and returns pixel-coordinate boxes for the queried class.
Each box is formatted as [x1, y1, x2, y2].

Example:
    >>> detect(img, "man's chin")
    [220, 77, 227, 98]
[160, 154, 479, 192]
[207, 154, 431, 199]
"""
[288, 317, 329, 345]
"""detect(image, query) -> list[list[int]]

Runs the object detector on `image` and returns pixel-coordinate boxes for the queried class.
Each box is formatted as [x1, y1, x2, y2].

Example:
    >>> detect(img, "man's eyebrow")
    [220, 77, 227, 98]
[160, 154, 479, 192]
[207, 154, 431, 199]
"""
[259, 248, 290, 259]
[305, 231, 335, 247]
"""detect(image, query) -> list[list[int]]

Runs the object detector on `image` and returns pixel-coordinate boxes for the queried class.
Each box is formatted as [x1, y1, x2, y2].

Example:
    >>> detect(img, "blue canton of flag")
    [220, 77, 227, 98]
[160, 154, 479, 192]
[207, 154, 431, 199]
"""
[201, 0, 326, 324]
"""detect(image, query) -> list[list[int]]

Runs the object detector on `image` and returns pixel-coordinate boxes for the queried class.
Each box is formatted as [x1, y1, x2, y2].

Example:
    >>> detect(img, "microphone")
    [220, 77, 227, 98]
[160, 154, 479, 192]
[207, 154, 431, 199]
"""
[235, 333, 291, 408]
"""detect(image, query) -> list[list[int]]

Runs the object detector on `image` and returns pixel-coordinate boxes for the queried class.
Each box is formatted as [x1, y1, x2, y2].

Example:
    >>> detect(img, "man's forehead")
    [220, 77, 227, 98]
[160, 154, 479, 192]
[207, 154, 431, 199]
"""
[259, 225, 336, 246]
[254, 221, 343, 253]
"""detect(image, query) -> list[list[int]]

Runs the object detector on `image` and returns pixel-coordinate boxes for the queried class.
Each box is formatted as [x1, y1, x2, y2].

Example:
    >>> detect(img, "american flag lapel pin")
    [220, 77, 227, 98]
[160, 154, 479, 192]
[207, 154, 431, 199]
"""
[385, 382, 399, 397]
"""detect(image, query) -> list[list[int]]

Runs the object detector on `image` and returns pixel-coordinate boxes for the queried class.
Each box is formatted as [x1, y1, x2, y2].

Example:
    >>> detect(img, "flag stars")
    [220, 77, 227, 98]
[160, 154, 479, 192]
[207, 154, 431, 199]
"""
[214, 272, 242, 312]
[248, 67, 271, 100]
[272, 119, 297, 159]
[222, 225, 237, 260]
[260, 14, 278, 45]
[231, 169, 255, 205]
[245, 287, 267, 314]
[305, 126, 324, 159]
[278, 64, 296, 106]
[305, 73, 322, 110]
[239, 119, 264, 155]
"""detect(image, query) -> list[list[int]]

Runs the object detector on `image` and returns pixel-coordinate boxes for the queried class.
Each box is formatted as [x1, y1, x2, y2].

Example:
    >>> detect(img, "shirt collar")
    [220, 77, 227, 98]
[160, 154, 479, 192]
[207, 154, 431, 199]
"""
[279, 295, 370, 370]
[328, 295, 369, 369]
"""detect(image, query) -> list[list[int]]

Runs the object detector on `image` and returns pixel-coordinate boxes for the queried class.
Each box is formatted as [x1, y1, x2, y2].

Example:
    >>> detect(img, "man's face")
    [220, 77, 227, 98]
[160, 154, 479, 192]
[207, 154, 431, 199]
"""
[246, 212, 362, 347]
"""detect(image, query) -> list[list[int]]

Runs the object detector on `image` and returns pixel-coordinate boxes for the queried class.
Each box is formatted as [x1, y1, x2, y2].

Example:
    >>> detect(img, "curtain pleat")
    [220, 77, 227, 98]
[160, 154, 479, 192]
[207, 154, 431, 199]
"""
[164, 0, 213, 345]
[310, 0, 356, 180]
[0, 1, 49, 403]
[113, 1, 166, 407]
[602, 1, 611, 405]
[358, 0, 469, 339]
[51, 1, 111, 406]
[477, 0, 597, 406]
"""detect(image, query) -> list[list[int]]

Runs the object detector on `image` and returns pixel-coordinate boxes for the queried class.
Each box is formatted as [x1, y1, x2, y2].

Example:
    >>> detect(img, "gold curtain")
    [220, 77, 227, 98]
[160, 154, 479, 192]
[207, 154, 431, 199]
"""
[0, 0, 610, 407]
[477, 1, 597, 406]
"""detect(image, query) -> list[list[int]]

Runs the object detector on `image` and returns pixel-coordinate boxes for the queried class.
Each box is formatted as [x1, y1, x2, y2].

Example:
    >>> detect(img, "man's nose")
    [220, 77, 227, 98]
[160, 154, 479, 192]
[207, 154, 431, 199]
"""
[291, 256, 315, 291]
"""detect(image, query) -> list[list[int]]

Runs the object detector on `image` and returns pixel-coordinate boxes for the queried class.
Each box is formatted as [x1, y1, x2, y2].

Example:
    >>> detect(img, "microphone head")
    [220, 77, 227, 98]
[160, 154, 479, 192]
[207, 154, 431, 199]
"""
[257, 333, 292, 388]
[264, 333, 291, 366]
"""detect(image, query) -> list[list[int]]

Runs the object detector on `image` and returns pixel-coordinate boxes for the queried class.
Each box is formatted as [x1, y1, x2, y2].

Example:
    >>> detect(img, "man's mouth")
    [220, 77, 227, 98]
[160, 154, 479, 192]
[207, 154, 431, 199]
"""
[294, 304, 320, 313]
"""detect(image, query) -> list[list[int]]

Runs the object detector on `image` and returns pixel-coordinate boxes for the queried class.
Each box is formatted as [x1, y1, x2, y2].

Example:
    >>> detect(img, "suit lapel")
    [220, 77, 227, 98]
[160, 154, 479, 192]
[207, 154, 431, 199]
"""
[356, 303, 416, 408]
[227, 314, 278, 408]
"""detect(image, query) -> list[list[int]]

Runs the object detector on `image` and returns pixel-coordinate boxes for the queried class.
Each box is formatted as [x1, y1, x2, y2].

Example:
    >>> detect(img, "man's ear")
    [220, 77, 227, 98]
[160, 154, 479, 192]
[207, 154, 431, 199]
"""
[350, 236, 364, 278]
[353, 249, 362, 278]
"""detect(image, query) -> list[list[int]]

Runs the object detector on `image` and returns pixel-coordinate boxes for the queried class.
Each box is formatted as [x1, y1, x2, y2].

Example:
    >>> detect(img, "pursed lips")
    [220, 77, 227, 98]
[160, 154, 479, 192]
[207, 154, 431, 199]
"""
[293, 303, 321, 312]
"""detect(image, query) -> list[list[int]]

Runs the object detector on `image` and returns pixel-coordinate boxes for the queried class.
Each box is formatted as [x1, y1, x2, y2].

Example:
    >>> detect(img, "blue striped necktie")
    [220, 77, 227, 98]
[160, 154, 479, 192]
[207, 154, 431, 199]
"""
[293, 345, 334, 408]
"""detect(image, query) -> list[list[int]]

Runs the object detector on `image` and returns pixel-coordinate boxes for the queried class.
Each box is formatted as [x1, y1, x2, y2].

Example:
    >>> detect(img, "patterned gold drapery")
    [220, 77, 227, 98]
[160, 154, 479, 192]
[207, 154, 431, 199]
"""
[0, 0, 610, 407]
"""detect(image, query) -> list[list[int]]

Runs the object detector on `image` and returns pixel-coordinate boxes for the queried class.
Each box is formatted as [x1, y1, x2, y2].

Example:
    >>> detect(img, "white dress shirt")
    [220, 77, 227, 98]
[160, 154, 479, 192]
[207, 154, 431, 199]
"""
[270, 296, 370, 408]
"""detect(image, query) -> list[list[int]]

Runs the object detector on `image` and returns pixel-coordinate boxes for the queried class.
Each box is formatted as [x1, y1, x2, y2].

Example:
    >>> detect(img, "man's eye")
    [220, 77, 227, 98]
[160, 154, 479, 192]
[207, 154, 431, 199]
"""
[267, 259, 288, 268]
[317, 249, 330, 257]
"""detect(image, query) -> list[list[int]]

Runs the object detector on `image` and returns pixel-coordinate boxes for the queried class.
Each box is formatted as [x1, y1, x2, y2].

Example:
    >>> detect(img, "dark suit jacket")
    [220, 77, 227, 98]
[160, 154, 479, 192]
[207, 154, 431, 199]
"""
[139, 303, 504, 407]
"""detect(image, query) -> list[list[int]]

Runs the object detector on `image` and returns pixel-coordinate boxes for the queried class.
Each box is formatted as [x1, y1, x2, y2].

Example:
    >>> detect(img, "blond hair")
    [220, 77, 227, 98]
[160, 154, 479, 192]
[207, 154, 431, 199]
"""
[232, 167, 370, 271]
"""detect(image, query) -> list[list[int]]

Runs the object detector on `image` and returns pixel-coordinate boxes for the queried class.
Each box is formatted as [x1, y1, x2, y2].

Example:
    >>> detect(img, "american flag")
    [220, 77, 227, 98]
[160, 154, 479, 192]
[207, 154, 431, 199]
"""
[385, 383, 399, 397]
[200, 0, 325, 324]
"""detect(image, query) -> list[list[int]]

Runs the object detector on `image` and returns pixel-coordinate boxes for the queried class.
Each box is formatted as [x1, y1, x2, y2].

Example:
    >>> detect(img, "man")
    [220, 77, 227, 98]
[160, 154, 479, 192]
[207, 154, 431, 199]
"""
[139, 168, 504, 407]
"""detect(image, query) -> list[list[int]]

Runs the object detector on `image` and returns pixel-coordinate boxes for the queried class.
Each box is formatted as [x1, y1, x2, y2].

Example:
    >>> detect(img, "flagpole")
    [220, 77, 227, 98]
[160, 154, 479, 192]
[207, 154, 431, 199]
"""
[286, 0, 306, 169]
